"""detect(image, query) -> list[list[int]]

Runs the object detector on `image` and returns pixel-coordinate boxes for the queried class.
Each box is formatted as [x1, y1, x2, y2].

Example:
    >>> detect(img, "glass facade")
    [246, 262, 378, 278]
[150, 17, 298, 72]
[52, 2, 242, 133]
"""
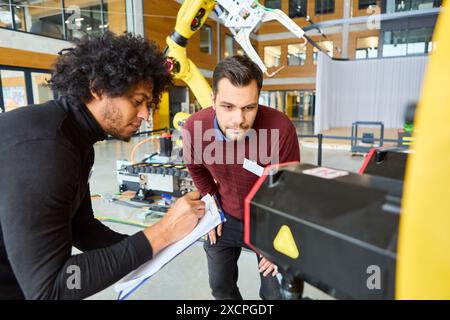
[359, 0, 379, 10]
[260, 90, 316, 122]
[386, 0, 441, 14]
[1, 69, 27, 112]
[11, 0, 65, 38]
[286, 91, 315, 121]
[31, 72, 53, 104]
[406, 27, 434, 55]
[64, 0, 107, 41]
[287, 43, 307, 66]
[0, 0, 126, 40]
[200, 24, 212, 54]
[382, 27, 434, 57]
[315, 0, 335, 15]
[0, 1, 13, 29]
[264, 45, 281, 68]
[224, 34, 234, 58]
[313, 41, 334, 64]
[264, 0, 281, 9]
[289, 0, 307, 18]
[356, 36, 379, 59]
[0, 67, 53, 113]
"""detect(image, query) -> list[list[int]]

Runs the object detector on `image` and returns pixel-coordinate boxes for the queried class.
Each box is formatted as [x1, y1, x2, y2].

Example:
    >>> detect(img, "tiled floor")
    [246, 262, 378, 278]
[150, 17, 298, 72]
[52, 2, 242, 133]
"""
[85, 134, 365, 300]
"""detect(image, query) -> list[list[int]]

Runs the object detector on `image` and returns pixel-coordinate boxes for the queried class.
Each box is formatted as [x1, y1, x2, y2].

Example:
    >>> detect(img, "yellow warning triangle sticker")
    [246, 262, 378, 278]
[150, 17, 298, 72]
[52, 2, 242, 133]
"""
[273, 225, 299, 259]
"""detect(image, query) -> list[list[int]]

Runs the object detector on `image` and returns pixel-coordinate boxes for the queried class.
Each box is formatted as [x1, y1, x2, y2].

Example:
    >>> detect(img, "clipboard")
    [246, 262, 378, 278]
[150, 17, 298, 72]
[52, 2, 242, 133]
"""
[114, 193, 225, 299]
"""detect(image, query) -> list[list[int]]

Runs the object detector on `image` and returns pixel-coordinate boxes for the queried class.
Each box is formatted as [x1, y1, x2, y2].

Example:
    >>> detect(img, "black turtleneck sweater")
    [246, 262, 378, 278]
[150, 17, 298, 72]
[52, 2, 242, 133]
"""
[0, 98, 153, 300]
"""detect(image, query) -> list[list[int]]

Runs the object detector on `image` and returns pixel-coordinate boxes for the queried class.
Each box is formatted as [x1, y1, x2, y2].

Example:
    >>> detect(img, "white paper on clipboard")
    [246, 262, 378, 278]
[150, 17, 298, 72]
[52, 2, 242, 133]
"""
[114, 193, 224, 299]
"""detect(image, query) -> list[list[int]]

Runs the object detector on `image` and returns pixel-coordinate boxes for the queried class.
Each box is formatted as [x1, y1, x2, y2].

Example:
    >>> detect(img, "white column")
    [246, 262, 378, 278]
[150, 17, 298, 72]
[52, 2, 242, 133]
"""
[341, 0, 352, 59]
[126, 0, 144, 36]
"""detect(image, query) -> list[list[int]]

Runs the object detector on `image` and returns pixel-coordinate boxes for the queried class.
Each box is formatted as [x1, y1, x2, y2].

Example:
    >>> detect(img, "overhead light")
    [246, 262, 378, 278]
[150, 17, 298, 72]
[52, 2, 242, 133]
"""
[86, 27, 92, 31]
[75, 18, 84, 22]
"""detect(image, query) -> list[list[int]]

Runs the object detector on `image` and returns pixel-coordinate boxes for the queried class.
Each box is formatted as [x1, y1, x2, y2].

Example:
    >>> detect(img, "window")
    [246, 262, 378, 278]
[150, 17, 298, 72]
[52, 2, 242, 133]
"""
[285, 91, 300, 119]
[12, 1, 26, 31]
[0, 0, 13, 29]
[0, 67, 54, 113]
[269, 91, 285, 112]
[315, 0, 335, 15]
[359, 0, 379, 10]
[299, 91, 315, 122]
[289, 0, 307, 18]
[313, 41, 334, 64]
[259, 91, 270, 106]
[261, 90, 315, 121]
[264, 0, 281, 9]
[285, 91, 316, 121]
[386, 0, 441, 13]
[1, 1, 125, 40]
[224, 34, 234, 58]
[355, 36, 379, 59]
[382, 30, 408, 57]
[287, 43, 307, 66]
[65, 0, 106, 40]
[14, 0, 65, 39]
[31, 72, 53, 104]
[0, 1, 13, 29]
[410, 0, 442, 10]
[382, 27, 433, 57]
[407, 27, 434, 55]
[1, 70, 27, 112]
[264, 45, 281, 68]
[200, 24, 212, 54]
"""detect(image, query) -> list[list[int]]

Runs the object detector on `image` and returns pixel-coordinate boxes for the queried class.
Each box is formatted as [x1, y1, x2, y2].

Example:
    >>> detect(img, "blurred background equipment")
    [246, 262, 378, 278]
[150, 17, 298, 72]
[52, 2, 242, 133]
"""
[350, 121, 384, 155]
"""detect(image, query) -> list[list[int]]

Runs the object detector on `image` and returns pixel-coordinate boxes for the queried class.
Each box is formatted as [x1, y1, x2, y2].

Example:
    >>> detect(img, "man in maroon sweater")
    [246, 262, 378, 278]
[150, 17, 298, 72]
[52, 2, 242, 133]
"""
[183, 55, 300, 299]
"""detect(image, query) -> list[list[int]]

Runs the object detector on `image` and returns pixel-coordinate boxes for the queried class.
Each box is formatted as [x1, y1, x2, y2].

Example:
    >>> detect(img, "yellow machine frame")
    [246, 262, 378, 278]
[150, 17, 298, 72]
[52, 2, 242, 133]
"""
[396, 0, 450, 299]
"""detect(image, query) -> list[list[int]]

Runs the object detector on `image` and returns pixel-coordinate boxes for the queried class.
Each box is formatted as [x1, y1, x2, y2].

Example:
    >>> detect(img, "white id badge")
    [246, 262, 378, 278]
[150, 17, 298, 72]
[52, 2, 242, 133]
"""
[243, 158, 264, 177]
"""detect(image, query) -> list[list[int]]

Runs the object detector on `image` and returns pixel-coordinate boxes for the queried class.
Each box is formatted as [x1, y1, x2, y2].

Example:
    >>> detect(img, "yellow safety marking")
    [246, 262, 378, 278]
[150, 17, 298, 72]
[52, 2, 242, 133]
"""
[273, 225, 299, 259]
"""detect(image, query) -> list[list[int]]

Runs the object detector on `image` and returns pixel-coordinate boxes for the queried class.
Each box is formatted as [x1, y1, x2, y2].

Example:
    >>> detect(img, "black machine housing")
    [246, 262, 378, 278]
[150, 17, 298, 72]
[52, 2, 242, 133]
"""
[246, 163, 402, 299]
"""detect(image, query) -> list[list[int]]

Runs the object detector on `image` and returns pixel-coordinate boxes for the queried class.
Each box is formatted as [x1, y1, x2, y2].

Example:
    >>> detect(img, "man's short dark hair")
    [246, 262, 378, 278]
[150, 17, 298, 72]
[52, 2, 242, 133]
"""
[212, 55, 263, 96]
[48, 31, 172, 105]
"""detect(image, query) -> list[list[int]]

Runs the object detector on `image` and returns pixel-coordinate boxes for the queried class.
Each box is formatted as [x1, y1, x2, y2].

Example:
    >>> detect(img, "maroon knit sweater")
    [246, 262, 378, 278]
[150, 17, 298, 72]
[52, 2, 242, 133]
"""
[183, 105, 300, 220]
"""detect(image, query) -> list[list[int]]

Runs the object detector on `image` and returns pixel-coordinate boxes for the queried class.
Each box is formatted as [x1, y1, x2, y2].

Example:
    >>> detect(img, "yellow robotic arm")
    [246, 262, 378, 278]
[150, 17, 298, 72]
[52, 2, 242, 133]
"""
[164, 0, 216, 129]
[163, 0, 307, 129]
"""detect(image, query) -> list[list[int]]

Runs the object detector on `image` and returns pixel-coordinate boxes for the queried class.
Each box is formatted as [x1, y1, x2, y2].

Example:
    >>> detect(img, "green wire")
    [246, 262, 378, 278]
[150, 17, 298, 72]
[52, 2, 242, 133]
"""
[254, 0, 276, 12]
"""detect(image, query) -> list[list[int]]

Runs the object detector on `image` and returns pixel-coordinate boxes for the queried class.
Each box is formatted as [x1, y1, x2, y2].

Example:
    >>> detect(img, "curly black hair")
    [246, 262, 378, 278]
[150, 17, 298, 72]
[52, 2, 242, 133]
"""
[48, 31, 172, 105]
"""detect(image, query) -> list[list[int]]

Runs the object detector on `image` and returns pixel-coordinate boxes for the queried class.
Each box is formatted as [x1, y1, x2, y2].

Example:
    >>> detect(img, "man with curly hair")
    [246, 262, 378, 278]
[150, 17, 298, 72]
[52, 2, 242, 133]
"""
[0, 31, 205, 300]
